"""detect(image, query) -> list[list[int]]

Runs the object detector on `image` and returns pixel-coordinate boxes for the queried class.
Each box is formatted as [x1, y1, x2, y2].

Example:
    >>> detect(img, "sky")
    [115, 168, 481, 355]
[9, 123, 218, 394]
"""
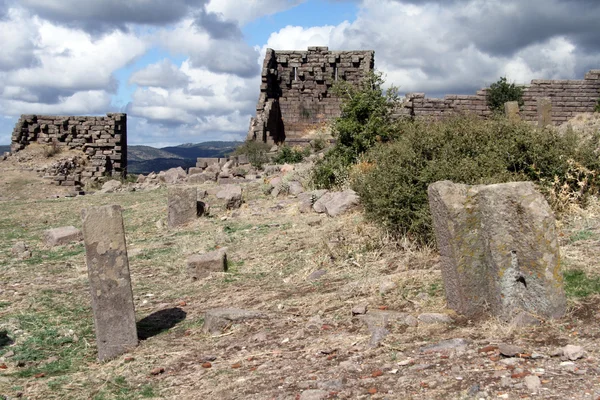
[1, 0, 599, 147]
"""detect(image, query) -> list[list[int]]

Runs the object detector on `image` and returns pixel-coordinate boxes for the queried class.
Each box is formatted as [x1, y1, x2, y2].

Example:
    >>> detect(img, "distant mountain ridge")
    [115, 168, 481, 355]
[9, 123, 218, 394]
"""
[127, 141, 242, 174]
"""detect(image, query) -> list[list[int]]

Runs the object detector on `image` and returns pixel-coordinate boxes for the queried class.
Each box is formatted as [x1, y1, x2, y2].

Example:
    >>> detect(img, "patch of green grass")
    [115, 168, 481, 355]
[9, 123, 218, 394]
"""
[0, 301, 10, 309]
[132, 246, 174, 260]
[427, 282, 442, 297]
[569, 229, 596, 243]
[564, 269, 600, 298]
[92, 376, 156, 400]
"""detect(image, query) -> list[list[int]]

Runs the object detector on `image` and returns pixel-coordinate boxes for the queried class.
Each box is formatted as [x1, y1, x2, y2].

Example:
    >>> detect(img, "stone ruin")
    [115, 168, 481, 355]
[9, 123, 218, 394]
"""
[248, 46, 375, 146]
[428, 180, 566, 324]
[248, 47, 600, 145]
[9, 113, 127, 188]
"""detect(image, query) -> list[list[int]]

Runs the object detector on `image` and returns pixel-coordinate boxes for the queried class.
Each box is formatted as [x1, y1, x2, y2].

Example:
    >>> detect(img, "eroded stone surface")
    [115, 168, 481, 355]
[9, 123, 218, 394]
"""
[168, 186, 199, 228]
[81, 205, 137, 361]
[43, 226, 83, 247]
[203, 308, 267, 335]
[187, 249, 227, 280]
[428, 181, 566, 321]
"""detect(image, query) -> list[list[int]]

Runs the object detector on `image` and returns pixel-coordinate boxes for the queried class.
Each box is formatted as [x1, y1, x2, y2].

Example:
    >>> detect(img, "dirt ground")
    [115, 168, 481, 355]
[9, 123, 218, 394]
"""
[1, 150, 600, 399]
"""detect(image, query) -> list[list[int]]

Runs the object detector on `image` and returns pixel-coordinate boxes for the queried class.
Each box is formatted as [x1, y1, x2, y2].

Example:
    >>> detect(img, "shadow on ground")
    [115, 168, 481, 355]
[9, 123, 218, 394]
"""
[137, 308, 187, 340]
[0, 331, 14, 349]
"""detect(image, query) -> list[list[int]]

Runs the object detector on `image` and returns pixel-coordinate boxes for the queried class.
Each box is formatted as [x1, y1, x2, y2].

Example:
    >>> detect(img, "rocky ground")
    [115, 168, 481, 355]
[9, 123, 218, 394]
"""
[1, 146, 600, 399]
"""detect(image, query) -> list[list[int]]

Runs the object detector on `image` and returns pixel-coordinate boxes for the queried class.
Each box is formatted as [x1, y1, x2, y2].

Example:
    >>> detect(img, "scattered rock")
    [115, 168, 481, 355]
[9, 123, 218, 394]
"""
[150, 367, 165, 375]
[307, 269, 327, 281]
[417, 313, 454, 324]
[562, 345, 584, 361]
[99, 180, 122, 193]
[419, 338, 471, 354]
[216, 185, 243, 209]
[352, 304, 368, 315]
[379, 280, 396, 295]
[288, 181, 304, 195]
[163, 167, 187, 184]
[313, 190, 360, 217]
[357, 310, 418, 347]
[524, 375, 541, 392]
[187, 248, 227, 280]
[43, 226, 83, 247]
[299, 390, 329, 400]
[499, 344, 524, 357]
[203, 308, 267, 335]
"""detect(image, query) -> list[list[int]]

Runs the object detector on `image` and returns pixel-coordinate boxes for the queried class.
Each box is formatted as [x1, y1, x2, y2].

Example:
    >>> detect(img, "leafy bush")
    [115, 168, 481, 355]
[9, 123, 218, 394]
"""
[273, 145, 309, 164]
[352, 115, 600, 244]
[487, 77, 524, 113]
[312, 71, 400, 189]
[595, 98, 600, 113]
[233, 140, 271, 169]
[43, 142, 61, 158]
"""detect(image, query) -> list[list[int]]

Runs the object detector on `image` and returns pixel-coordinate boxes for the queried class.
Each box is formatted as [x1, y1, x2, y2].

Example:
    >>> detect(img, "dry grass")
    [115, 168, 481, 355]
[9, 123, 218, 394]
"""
[2, 166, 600, 398]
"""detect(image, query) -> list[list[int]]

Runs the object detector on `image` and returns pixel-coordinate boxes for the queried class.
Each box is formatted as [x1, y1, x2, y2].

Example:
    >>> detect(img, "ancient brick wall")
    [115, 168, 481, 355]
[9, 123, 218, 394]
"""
[11, 113, 127, 186]
[397, 70, 600, 124]
[249, 47, 374, 145]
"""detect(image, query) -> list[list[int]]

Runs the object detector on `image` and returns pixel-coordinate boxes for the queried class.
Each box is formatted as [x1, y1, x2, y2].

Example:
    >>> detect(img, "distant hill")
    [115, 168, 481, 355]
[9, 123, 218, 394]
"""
[0, 145, 10, 154]
[161, 141, 242, 159]
[127, 141, 242, 174]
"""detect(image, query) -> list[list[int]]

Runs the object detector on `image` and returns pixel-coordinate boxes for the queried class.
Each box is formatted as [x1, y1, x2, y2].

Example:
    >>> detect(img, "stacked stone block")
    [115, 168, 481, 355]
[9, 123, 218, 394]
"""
[398, 70, 600, 125]
[10, 113, 127, 186]
[249, 47, 375, 145]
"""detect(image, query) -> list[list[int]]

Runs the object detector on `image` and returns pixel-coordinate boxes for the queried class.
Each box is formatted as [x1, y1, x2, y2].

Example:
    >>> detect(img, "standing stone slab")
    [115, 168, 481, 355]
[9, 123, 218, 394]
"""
[504, 101, 521, 122]
[187, 248, 228, 280]
[168, 186, 199, 228]
[537, 97, 552, 127]
[428, 181, 566, 321]
[81, 205, 137, 361]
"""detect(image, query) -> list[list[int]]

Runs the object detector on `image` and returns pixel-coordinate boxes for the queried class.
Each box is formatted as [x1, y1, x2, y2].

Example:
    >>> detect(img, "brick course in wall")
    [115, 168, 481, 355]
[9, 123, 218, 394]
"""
[248, 46, 374, 145]
[10, 113, 127, 186]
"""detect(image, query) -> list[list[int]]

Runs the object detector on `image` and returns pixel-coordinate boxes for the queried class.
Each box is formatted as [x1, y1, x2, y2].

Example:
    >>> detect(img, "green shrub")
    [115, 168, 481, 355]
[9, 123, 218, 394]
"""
[273, 145, 309, 164]
[312, 71, 400, 189]
[233, 140, 271, 169]
[352, 115, 600, 244]
[595, 98, 600, 113]
[487, 77, 524, 113]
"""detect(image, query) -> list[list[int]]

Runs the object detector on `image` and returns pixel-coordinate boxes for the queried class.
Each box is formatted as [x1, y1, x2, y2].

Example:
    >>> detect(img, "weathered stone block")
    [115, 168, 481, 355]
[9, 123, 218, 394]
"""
[168, 186, 200, 228]
[43, 226, 83, 247]
[216, 184, 243, 209]
[428, 181, 566, 321]
[81, 205, 137, 361]
[537, 97, 552, 127]
[187, 248, 227, 280]
[504, 101, 520, 122]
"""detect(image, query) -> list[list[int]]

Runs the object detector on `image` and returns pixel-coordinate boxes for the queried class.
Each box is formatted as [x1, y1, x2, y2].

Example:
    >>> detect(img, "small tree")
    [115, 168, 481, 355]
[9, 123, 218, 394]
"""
[486, 77, 524, 113]
[312, 72, 400, 189]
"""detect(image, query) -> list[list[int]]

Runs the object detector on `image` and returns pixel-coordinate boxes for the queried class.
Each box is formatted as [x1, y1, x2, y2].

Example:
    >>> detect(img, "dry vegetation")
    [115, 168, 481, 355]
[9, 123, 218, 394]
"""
[2, 116, 600, 398]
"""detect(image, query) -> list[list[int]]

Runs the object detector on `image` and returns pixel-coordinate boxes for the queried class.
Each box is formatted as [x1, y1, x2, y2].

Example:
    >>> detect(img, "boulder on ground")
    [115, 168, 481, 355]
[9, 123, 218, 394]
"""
[187, 248, 227, 280]
[288, 181, 304, 195]
[297, 190, 328, 213]
[188, 167, 203, 176]
[313, 190, 359, 217]
[167, 186, 201, 228]
[43, 226, 83, 247]
[187, 173, 213, 184]
[99, 180, 122, 193]
[164, 167, 187, 184]
[216, 185, 243, 209]
[428, 180, 566, 321]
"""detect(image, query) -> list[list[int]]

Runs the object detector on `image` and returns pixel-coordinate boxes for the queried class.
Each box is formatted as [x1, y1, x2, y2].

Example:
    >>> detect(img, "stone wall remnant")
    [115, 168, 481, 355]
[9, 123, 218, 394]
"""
[249, 47, 374, 146]
[10, 113, 127, 186]
[81, 205, 138, 361]
[428, 180, 566, 322]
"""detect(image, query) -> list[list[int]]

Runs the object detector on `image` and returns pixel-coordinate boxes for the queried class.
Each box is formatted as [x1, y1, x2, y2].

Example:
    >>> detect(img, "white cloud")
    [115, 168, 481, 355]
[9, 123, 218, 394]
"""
[206, 0, 304, 25]
[129, 59, 191, 88]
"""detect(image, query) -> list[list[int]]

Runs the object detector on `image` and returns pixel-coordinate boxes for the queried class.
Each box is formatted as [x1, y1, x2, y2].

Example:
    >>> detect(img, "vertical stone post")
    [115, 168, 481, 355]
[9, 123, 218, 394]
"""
[82, 205, 138, 361]
[168, 186, 199, 228]
[504, 101, 521, 122]
[537, 97, 552, 127]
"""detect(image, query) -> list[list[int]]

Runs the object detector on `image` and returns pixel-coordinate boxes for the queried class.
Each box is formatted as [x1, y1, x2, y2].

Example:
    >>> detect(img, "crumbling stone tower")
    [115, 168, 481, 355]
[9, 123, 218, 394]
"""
[248, 46, 375, 146]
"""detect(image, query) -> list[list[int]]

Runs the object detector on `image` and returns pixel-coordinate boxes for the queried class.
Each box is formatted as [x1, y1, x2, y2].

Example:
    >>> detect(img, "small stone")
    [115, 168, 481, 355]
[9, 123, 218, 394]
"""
[150, 367, 165, 375]
[307, 269, 327, 281]
[11, 242, 27, 255]
[524, 375, 541, 392]
[201, 362, 212, 368]
[420, 338, 471, 354]
[559, 361, 576, 372]
[379, 280, 396, 295]
[99, 180, 122, 193]
[352, 304, 368, 315]
[562, 345, 584, 361]
[498, 343, 524, 357]
[187, 249, 227, 280]
[417, 313, 453, 324]
[299, 389, 328, 400]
